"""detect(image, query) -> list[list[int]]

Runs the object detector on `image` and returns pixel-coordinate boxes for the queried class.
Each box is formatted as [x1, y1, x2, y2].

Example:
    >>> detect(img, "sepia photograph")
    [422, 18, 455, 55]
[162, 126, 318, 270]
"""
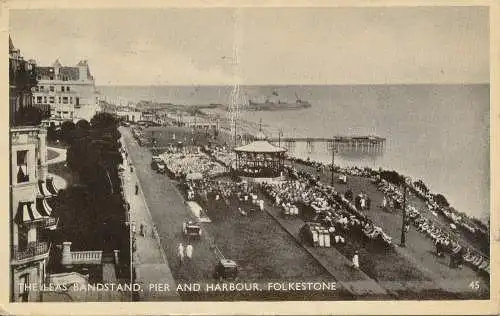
[3, 1, 497, 314]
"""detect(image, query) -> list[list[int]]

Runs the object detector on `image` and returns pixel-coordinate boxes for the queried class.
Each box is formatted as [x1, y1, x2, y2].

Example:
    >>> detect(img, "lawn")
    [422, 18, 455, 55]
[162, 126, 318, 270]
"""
[48, 161, 77, 187]
[47, 148, 60, 161]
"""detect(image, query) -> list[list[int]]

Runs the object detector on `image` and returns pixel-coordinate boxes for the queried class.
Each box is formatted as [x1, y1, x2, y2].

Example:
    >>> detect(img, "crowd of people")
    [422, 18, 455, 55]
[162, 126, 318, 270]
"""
[203, 145, 235, 168]
[261, 167, 393, 249]
[183, 178, 266, 216]
[160, 151, 227, 179]
[377, 179, 490, 275]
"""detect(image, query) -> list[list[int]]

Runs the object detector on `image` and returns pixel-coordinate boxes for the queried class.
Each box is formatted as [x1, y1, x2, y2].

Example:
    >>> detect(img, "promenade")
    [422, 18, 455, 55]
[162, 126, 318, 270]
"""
[291, 162, 489, 298]
[120, 136, 180, 301]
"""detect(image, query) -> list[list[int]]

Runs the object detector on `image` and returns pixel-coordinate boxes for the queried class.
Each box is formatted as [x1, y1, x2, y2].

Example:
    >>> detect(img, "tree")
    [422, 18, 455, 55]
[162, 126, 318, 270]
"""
[76, 119, 90, 130]
[433, 193, 449, 207]
[413, 179, 429, 193]
[47, 124, 58, 142]
[380, 170, 404, 186]
[91, 112, 118, 129]
[60, 120, 76, 144]
[14, 106, 42, 126]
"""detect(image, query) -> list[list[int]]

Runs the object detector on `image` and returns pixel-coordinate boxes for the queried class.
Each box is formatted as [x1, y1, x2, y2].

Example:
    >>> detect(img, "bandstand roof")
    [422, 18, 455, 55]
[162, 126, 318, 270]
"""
[234, 140, 286, 153]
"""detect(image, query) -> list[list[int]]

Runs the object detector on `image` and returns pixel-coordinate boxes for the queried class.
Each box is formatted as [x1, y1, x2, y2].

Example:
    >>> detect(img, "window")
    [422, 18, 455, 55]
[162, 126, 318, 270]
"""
[60, 86, 64, 92]
[37, 76, 41, 80]
[49, 76, 54, 80]
[34, 87, 39, 92]
[70, 97, 73, 104]
[58, 97, 61, 103]
[49, 86, 54, 92]
[18, 226, 28, 250]
[18, 274, 29, 302]
[39, 86, 44, 91]
[67, 86, 70, 92]
[16, 150, 29, 183]
[36, 96, 42, 103]
[49, 96, 55, 103]
[43, 96, 47, 104]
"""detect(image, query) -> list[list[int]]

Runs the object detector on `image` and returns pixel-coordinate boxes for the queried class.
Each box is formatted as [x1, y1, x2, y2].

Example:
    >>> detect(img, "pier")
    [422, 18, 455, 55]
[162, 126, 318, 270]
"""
[247, 135, 386, 154]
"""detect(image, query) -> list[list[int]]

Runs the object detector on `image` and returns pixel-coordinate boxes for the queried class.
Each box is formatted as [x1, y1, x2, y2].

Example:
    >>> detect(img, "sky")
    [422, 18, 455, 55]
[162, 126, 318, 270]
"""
[9, 6, 489, 86]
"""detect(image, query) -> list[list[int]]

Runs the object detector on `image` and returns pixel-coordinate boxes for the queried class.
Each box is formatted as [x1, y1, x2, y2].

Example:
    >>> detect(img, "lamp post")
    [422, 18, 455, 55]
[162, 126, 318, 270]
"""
[278, 128, 283, 148]
[400, 177, 408, 247]
[129, 210, 133, 301]
[330, 138, 335, 186]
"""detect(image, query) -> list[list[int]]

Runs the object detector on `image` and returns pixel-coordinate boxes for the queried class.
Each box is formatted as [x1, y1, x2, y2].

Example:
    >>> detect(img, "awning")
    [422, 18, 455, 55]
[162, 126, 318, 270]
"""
[15, 197, 54, 225]
[37, 180, 53, 197]
[15, 201, 44, 224]
[36, 197, 53, 217]
[46, 177, 59, 195]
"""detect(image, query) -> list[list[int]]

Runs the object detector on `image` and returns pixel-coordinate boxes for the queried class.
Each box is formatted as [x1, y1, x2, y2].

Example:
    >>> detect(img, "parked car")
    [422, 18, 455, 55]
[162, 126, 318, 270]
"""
[213, 259, 238, 281]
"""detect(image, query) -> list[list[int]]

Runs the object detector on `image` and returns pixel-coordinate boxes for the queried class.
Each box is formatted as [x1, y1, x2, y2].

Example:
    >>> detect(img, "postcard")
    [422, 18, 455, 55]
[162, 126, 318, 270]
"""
[1, 0, 498, 315]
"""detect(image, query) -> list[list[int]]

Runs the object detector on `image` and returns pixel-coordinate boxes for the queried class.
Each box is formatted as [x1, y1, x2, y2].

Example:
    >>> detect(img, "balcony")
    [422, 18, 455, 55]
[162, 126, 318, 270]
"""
[70, 251, 103, 265]
[12, 241, 50, 264]
[41, 217, 59, 230]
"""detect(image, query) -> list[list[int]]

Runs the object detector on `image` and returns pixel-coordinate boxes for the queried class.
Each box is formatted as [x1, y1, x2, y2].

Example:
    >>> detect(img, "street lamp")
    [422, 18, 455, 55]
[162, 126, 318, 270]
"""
[330, 138, 336, 186]
[278, 128, 283, 148]
[400, 177, 409, 247]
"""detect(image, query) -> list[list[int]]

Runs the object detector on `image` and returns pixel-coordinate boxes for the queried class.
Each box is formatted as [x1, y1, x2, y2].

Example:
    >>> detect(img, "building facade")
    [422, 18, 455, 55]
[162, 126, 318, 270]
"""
[10, 127, 58, 302]
[9, 37, 37, 126]
[10, 36, 58, 302]
[32, 59, 99, 122]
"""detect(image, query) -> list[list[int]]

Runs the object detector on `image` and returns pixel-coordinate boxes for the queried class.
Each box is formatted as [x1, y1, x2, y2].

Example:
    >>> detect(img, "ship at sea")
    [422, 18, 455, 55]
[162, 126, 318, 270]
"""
[245, 92, 312, 111]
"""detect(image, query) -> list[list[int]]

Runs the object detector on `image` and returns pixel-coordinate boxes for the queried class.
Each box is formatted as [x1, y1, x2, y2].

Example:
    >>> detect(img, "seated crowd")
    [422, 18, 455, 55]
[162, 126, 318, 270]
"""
[377, 180, 490, 274]
[160, 151, 227, 179]
[261, 168, 393, 248]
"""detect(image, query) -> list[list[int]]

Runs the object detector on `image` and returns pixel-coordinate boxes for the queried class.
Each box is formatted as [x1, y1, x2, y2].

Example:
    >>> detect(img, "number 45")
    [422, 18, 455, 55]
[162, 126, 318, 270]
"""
[469, 281, 480, 290]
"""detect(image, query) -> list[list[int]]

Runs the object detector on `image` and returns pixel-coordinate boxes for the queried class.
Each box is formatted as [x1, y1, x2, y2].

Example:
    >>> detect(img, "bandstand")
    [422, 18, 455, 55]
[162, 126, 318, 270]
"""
[234, 131, 286, 179]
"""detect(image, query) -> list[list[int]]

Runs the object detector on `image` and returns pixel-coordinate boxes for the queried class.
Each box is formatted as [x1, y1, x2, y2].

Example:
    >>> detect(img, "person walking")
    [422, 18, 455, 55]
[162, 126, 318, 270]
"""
[381, 196, 387, 209]
[135, 183, 139, 195]
[178, 243, 185, 265]
[186, 244, 193, 262]
[352, 250, 360, 269]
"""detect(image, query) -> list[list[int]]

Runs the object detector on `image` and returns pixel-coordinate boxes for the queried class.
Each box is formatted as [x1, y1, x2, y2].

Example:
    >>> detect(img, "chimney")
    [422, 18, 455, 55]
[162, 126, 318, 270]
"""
[61, 241, 72, 267]
[78, 60, 88, 81]
[52, 59, 62, 79]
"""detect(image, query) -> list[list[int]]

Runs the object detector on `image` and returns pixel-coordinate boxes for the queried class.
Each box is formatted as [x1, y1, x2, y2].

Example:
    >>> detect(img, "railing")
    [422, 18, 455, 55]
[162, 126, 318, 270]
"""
[12, 241, 49, 261]
[41, 217, 58, 229]
[70, 251, 103, 265]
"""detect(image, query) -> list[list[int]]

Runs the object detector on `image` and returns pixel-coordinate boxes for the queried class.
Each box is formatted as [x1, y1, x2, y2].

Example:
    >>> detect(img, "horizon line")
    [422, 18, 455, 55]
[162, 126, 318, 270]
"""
[95, 82, 490, 87]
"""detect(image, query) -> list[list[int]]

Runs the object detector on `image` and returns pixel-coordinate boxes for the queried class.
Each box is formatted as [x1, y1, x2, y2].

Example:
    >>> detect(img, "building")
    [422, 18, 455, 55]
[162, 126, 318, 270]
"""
[116, 107, 142, 123]
[9, 37, 37, 126]
[9, 37, 59, 302]
[10, 127, 59, 302]
[32, 59, 99, 123]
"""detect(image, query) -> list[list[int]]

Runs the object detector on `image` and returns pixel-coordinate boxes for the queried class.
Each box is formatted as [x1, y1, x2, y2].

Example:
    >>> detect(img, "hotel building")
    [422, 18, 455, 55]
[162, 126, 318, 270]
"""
[32, 59, 100, 123]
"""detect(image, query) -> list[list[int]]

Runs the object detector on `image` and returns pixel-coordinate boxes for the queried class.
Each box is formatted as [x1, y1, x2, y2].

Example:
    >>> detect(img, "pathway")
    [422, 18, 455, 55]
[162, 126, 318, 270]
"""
[47, 146, 67, 165]
[120, 136, 180, 301]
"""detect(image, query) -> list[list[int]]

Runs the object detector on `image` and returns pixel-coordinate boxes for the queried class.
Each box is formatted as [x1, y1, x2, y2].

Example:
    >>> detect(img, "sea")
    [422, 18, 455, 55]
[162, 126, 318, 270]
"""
[97, 84, 490, 222]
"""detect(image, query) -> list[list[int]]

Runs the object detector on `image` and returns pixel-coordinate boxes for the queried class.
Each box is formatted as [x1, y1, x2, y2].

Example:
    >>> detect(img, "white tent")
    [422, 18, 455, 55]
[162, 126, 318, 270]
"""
[186, 172, 203, 180]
